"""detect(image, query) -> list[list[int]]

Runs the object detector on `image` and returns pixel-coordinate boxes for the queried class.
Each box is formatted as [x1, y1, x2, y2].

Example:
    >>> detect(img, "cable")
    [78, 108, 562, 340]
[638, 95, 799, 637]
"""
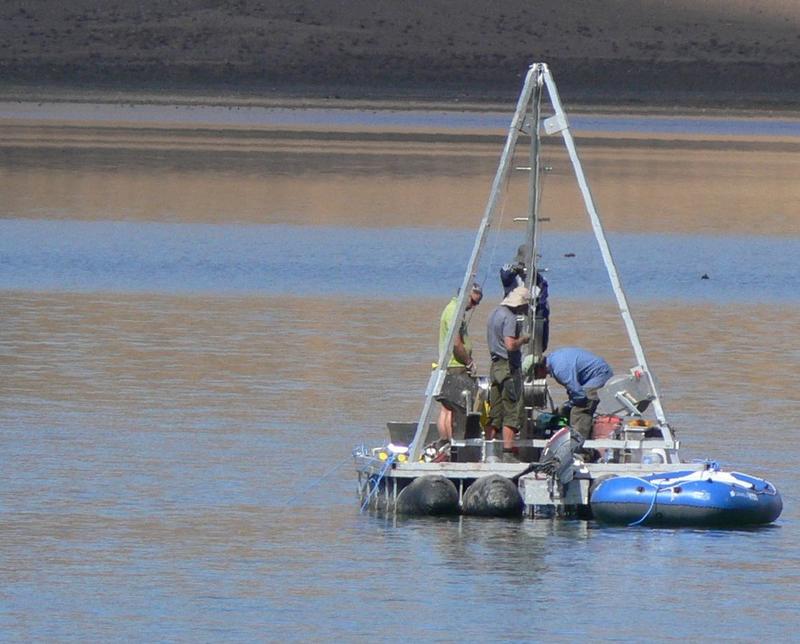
[283, 456, 350, 507]
[481, 131, 518, 288]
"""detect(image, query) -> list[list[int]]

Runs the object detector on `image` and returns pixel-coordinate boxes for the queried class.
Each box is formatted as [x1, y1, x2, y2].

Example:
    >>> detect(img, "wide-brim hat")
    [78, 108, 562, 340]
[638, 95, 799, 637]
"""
[501, 285, 531, 308]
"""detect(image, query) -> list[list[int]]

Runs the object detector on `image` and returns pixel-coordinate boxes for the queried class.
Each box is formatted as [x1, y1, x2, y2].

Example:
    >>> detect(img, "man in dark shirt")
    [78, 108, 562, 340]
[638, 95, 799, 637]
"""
[485, 286, 531, 462]
[500, 245, 550, 353]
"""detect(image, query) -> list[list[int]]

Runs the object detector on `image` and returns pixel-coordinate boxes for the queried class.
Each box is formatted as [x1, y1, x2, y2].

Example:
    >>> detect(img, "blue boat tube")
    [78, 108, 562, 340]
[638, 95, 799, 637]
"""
[590, 466, 783, 527]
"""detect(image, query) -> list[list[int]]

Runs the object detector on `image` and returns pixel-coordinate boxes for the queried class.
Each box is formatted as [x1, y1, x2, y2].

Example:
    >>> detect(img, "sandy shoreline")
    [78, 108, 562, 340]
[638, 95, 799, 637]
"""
[2, 1, 800, 112]
[4, 62, 800, 115]
[4, 83, 800, 122]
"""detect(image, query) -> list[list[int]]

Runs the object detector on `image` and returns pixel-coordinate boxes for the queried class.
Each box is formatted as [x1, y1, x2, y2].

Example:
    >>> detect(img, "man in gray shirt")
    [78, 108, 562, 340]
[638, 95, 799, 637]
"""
[485, 286, 531, 462]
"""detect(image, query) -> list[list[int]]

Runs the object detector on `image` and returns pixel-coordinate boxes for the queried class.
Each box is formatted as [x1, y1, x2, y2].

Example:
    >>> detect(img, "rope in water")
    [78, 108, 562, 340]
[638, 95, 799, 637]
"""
[282, 456, 351, 507]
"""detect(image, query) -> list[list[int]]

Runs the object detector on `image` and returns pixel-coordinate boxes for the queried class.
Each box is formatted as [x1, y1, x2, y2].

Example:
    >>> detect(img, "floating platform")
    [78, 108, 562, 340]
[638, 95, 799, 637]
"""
[353, 63, 783, 528]
[354, 431, 706, 519]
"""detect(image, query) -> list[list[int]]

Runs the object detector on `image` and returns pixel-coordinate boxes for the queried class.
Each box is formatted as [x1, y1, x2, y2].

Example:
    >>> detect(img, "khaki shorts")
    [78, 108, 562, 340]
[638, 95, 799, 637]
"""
[488, 359, 524, 430]
[437, 366, 475, 412]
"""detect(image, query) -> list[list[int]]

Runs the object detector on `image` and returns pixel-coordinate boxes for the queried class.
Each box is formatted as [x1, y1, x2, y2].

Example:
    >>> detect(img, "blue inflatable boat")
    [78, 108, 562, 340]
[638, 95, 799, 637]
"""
[590, 465, 783, 527]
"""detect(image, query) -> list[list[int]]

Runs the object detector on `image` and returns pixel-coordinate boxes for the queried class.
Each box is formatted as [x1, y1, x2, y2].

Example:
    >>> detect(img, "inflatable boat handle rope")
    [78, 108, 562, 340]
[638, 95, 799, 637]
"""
[624, 459, 716, 526]
[621, 460, 766, 527]
[622, 476, 667, 526]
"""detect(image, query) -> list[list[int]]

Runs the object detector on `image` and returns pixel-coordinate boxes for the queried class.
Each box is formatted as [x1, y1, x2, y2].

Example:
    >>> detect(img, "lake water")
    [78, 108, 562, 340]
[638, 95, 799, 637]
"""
[1, 102, 799, 641]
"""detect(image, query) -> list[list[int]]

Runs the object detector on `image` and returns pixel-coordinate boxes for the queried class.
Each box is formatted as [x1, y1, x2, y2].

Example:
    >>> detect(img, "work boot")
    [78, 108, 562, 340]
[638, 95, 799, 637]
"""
[502, 451, 520, 464]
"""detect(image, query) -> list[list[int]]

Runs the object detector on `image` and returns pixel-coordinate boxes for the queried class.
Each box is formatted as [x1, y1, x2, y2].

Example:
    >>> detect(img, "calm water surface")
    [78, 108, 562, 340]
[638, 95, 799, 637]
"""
[1, 104, 799, 641]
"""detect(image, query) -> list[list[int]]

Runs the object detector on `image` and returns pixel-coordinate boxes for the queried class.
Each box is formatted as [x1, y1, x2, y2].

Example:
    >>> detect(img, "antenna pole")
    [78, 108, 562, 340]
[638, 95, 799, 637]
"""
[524, 64, 544, 361]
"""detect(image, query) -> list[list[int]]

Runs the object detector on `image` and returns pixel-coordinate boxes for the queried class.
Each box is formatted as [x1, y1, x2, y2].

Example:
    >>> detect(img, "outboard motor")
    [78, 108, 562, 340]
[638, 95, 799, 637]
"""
[537, 426, 584, 486]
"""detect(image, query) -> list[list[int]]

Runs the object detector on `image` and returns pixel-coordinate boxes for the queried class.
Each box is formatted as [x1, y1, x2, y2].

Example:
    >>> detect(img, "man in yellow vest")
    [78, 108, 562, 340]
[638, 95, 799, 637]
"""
[437, 283, 483, 440]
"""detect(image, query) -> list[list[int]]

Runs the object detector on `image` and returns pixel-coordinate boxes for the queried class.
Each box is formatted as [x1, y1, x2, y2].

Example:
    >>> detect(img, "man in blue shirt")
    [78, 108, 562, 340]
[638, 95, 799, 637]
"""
[539, 347, 613, 441]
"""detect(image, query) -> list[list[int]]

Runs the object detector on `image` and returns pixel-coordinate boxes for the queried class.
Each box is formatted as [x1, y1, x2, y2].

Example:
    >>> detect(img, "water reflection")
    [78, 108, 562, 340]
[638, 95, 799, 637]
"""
[2, 117, 800, 234]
